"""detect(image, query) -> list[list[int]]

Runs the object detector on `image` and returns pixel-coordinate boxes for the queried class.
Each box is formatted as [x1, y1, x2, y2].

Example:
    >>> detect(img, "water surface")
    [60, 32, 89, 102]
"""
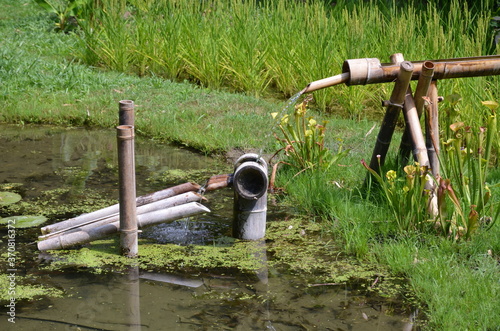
[0, 124, 415, 330]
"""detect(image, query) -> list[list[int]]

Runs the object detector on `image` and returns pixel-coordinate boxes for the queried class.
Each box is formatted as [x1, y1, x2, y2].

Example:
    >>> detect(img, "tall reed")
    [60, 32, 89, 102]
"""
[76, 0, 497, 117]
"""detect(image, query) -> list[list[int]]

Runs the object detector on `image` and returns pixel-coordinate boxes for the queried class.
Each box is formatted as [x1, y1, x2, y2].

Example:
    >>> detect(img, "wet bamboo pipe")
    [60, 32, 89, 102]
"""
[302, 55, 500, 93]
[40, 182, 201, 235]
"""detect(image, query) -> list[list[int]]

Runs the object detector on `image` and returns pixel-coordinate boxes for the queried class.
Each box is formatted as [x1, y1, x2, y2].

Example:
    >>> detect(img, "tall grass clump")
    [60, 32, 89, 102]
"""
[74, 0, 498, 119]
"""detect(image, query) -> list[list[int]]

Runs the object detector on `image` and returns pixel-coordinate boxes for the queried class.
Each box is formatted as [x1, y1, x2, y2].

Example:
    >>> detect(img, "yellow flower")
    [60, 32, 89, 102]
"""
[280, 114, 289, 125]
[386, 170, 397, 181]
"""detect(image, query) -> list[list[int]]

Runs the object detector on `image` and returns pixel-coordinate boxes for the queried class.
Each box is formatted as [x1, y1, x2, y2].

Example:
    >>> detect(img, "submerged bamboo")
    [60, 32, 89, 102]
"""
[38, 192, 203, 240]
[37, 202, 210, 251]
[40, 182, 201, 235]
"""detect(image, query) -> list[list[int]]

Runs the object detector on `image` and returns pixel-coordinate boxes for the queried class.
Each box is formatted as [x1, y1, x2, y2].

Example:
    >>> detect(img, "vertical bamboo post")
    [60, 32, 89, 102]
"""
[119, 100, 135, 126]
[368, 60, 414, 174]
[117, 125, 138, 257]
[426, 81, 440, 177]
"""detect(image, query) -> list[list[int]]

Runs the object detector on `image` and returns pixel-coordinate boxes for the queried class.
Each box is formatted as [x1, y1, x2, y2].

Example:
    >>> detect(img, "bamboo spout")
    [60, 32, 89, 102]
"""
[301, 72, 350, 93]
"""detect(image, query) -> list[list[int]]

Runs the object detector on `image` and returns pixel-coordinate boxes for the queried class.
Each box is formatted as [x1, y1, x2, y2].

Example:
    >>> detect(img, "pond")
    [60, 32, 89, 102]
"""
[0, 124, 417, 330]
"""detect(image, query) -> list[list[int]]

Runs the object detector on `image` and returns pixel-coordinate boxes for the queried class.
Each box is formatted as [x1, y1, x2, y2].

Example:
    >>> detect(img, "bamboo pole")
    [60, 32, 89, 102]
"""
[119, 100, 135, 126]
[303, 55, 500, 93]
[117, 124, 138, 257]
[401, 89, 430, 167]
[368, 60, 414, 174]
[37, 202, 210, 251]
[40, 182, 201, 235]
[399, 61, 435, 165]
[38, 191, 203, 240]
[426, 81, 440, 177]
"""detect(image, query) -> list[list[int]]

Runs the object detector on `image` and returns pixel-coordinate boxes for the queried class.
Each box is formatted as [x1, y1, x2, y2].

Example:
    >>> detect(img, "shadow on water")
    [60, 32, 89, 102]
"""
[0, 124, 417, 330]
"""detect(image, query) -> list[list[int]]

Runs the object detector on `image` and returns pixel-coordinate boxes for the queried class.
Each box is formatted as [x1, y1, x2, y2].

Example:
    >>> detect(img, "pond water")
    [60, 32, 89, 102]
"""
[0, 124, 416, 330]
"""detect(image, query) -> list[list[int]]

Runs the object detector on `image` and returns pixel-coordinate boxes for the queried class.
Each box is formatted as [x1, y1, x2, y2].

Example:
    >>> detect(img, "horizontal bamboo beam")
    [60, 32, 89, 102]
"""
[303, 55, 500, 93]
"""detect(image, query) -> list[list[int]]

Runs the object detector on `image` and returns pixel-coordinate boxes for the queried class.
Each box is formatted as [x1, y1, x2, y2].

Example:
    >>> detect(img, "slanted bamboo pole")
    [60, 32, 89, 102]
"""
[37, 202, 210, 251]
[117, 124, 138, 257]
[40, 182, 201, 235]
[399, 61, 435, 165]
[401, 89, 430, 167]
[38, 191, 203, 240]
[368, 60, 414, 174]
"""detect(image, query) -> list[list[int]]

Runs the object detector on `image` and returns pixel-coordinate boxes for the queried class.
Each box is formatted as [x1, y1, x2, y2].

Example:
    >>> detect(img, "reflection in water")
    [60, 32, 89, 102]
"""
[0, 124, 416, 330]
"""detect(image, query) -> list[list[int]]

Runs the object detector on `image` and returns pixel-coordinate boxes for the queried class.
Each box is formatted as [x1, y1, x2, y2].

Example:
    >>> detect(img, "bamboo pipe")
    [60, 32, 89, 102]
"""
[401, 89, 430, 167]
[40, 182, 201, 235]
[38, 192, 203, 240]
[368, 61, 414, 173]
[426, 81, 440, 177]
[119, 100, 135, 126]
[302, 55, 500, 93]
[37, 202, 210, 251]
[399, 61, 435, 165]
[117, 125, 138, 257]
[413, 61, 435, 116]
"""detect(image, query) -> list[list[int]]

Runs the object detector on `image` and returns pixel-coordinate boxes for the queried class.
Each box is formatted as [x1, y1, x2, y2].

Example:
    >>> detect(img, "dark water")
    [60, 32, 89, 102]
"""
[0, 124, 415, 330]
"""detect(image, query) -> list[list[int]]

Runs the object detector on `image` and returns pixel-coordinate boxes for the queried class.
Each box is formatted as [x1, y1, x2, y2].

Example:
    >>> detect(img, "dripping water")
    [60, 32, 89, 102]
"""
[257, 90, 304, 160]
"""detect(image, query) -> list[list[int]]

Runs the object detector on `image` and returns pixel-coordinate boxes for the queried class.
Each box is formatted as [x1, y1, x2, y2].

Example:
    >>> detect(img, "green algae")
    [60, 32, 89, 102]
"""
[1, 187, 117, 222]
[42, 236, 266, 275]
[40, 218, 391, 287]
[0, 274, 64, 304]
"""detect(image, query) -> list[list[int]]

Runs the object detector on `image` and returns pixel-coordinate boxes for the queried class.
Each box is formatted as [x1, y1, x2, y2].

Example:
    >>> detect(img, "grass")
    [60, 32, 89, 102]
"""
[76, 0, 499, 118]
[1, 0, 500, 329]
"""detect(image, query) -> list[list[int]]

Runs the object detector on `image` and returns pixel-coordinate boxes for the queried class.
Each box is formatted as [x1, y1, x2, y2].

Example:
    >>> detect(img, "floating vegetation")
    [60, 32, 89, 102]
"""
[0, 215, 48, 228]
[0, 274, 64, 304]
[0, 192, 21, 206]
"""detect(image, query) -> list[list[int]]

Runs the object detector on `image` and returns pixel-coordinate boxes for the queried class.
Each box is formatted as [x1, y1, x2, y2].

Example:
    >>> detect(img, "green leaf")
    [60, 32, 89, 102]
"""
[0, 215, 48, 228]
[0, 192, 22, 206]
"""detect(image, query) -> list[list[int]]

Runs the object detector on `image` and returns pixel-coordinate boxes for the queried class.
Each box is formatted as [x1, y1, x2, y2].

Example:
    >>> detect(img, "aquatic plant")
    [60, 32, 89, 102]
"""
[436, 100, 499, 239]
[270, 96, 349, 178]
[362, 159, 432, 234]
[363, 99, 500, 240]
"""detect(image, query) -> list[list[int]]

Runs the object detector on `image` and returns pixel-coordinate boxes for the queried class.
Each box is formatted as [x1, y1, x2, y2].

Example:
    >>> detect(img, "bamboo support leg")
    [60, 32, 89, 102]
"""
[426, 81, 440, 177]
[399, 61, 435, 165]
[401, 88, 430, 167]
[368, 61, 414, 174]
